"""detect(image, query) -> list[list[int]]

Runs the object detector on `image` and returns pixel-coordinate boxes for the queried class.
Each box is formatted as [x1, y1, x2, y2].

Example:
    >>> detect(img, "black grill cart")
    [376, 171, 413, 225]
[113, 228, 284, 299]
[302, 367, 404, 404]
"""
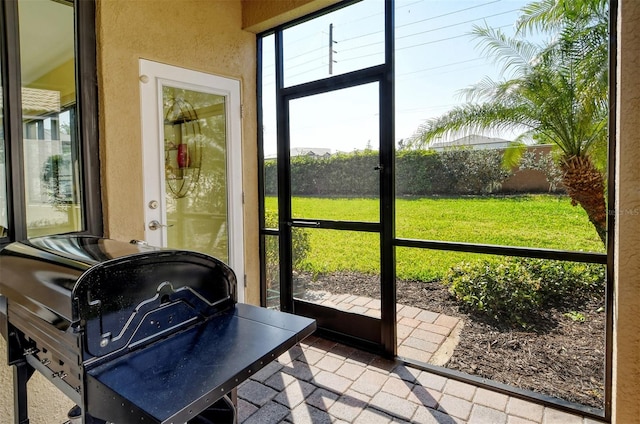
[0, 235, 315, 424]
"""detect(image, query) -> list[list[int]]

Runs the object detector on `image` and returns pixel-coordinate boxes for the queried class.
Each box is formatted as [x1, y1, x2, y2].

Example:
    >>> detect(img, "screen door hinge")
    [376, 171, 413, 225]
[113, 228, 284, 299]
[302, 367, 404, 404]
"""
[244, 274, 247, 288]
[242, 191, 245, 204]
[240, 104, 244, 119]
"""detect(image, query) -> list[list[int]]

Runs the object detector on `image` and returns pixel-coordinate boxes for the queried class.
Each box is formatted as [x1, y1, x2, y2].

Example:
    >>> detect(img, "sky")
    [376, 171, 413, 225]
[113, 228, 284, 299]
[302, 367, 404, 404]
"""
[261, 0, 536, 157]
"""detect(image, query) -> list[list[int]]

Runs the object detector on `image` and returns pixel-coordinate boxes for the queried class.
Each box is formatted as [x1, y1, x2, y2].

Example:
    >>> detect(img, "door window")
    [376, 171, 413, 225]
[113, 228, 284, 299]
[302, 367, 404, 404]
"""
[162, 86, 229, 262]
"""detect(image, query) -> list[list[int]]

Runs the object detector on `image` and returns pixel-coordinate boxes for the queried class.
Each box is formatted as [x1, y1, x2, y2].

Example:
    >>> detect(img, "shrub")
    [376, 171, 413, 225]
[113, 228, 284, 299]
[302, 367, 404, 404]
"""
[443, 257, 605, 328]
[519, 257, 605, 306]
[264, 148, 513, 197]
[439, 148, 512, 194]
[263, 211, 311, 288]
[443, 259, 541, 327]
[395, 150, 449, 195]
[263, 159, 278, 195]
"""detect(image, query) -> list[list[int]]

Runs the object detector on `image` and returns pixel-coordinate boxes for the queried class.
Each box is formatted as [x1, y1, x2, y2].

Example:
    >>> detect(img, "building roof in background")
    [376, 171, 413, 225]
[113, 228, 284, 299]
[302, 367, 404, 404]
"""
[0, 87, 61, 116]
[429, 135, 510, 150]
[265, 147, 332, 160]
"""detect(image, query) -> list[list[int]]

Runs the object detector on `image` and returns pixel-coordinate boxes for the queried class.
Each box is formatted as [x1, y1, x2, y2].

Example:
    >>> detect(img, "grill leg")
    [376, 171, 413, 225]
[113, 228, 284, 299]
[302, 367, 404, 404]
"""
[13, 360, 35, 424]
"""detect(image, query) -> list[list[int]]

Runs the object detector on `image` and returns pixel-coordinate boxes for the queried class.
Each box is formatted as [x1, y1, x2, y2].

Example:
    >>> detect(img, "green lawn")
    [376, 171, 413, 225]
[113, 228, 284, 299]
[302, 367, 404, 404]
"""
[265, 195, 604, 281]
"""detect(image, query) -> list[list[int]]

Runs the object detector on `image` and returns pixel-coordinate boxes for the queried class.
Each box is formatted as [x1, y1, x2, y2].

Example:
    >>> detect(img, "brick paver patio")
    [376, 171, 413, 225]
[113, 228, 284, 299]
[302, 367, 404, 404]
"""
[302, 291, 463, 364]
[244, 292, 604, 423]
[238, 335, 605, 424]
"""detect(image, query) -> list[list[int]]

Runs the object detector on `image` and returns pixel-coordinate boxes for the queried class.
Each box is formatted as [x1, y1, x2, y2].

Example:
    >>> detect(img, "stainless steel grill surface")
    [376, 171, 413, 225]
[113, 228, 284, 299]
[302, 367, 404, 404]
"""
[0, 235, 315, 424]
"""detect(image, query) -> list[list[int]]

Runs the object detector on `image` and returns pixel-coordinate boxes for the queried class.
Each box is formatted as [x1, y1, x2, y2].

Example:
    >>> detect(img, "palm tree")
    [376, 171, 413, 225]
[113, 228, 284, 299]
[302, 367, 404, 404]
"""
[410, 0, 609, 245]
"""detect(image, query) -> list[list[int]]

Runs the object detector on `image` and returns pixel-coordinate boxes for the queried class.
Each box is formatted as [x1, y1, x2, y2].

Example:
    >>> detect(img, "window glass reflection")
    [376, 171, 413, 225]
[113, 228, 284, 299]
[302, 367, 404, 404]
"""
[19, 0, 82, 237]
[0, 67, 5, 237]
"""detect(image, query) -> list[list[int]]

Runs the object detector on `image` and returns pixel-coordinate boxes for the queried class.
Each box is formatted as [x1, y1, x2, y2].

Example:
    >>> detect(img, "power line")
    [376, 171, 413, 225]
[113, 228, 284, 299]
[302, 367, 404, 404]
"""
[397, 58, 484, 77]
[335, 9, 382, 27]
[339, 39, 385, 54]
[263, 59, 494, 87]
[334, 0, 469, 31]
[262, 53, 326, 80]
[265, 48, 481, 82]
[340, 22, 512, 62]
[397, 63, 497, 82]
[397, 0, 502, 30]
[340, 51, 383, 63]
[397, 0, 426, 10]
[335, 0, 507, 46]
[337, 8, 519, 54]
[262, 9, 516, 83]
[285, 53, 327, 71]
[335, 28, 384, 44]
[396, 23, 513, 51]
[286, 64, 328, 81]
[396, 8, 520, 41]
[332, 0, 423, 29]
[284, 44, 327, 62]
[396, 103, 461, 113]
[283, 28, 328, 47]
[261, 45, 329, 80]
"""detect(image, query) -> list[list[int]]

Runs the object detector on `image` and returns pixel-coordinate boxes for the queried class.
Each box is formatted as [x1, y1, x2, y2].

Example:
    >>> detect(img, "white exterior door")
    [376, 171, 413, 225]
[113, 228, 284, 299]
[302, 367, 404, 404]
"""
[139, 59, 244, 301]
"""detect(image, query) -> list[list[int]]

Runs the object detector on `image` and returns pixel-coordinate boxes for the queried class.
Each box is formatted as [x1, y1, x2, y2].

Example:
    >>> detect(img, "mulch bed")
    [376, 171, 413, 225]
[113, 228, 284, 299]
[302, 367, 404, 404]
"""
[298, 271, 605, 410]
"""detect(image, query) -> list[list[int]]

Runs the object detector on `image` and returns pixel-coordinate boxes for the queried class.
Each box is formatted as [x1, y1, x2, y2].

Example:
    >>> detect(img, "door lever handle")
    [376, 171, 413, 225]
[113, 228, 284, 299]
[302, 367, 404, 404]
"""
[148, 220, 174, 231]
[289, 220, 321, 228]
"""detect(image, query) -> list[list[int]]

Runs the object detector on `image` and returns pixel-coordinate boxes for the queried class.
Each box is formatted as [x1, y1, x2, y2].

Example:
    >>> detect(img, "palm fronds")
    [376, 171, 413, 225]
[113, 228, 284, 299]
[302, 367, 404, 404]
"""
[410, 0, 609, 244]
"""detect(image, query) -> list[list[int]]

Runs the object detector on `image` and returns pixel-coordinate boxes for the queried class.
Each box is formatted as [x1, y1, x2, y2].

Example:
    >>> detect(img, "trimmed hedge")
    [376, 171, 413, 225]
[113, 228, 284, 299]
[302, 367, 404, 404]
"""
[443, 257, 605, 328]
[263, 149, 512, 196]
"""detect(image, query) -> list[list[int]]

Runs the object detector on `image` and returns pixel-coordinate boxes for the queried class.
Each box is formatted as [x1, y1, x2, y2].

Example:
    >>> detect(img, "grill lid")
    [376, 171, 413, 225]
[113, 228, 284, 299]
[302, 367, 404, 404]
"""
[0, 235, 236, 357]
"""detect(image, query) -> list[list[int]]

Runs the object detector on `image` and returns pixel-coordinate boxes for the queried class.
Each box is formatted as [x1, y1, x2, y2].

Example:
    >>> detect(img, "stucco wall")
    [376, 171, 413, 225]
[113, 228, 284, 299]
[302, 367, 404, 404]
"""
[96, 0, 261, 305]
[242, 0, 340, 32]
[613, 0, 640, 422]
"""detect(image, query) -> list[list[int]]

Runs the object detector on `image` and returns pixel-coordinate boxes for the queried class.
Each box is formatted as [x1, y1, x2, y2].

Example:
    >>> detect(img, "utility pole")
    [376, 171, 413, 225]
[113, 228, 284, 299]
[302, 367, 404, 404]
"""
[329, 23, 337, 74]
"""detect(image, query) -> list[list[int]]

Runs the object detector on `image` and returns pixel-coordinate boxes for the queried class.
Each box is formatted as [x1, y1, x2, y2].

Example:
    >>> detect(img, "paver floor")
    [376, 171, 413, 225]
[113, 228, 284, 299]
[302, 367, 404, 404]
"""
[303, 291, 463, 364]
[238, 335, 605, 424]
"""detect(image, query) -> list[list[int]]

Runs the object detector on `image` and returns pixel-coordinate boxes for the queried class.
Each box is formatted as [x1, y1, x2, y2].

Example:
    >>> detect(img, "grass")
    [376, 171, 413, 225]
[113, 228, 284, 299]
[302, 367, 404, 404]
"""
[265, 194, 605, 281]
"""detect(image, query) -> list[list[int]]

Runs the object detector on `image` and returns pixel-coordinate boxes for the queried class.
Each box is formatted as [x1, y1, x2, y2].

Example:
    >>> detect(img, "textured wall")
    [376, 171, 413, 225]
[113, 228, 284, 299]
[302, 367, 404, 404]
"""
[96, 0, 260, 304]
[242, 0, 340, 32]
[613, 1, 640, 422]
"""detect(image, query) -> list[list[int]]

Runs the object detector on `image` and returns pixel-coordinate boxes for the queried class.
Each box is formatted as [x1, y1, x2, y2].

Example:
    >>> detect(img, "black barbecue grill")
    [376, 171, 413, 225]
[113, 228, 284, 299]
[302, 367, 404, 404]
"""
[0, 235, 315, 424]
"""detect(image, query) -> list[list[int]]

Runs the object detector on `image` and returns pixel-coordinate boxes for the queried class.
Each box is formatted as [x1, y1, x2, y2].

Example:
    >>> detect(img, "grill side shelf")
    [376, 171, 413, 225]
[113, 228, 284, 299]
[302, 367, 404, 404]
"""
[85, 304, 315, 424]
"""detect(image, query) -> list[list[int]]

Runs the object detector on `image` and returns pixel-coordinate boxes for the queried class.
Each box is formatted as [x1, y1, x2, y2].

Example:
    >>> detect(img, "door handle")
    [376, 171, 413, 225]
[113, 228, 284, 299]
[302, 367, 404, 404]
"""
[148, 220, 174, 231]
[289, 220, 321, 228]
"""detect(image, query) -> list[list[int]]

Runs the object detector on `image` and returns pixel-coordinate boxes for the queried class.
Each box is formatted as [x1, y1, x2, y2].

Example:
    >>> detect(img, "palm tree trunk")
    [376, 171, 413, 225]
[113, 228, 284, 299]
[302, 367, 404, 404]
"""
[560, 155, 607, 245]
